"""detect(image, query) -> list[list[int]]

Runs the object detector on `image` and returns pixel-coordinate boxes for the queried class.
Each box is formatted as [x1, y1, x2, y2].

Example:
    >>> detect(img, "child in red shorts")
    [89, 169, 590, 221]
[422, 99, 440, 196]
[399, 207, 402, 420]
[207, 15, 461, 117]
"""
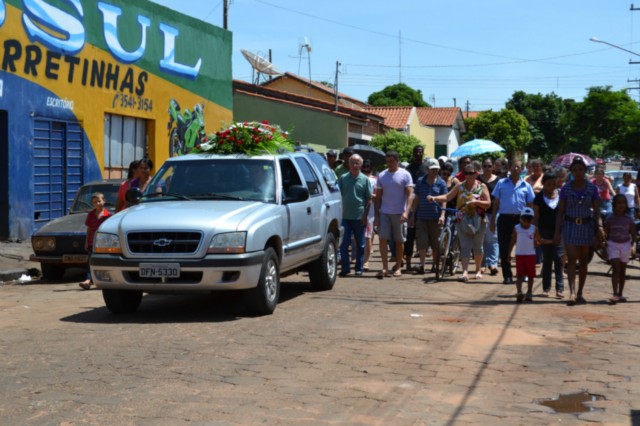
[509, 207, 539, 303]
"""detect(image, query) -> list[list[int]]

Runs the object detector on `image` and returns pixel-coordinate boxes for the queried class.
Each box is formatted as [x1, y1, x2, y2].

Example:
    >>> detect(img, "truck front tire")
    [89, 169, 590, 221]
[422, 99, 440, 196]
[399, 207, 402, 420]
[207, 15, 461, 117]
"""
[244, 247, 280, 315]
[103, 289, 143, 314]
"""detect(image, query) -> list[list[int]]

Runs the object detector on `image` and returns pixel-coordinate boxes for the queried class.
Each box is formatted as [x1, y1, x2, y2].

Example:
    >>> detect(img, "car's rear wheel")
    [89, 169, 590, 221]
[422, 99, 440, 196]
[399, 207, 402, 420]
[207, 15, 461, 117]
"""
[244, 247, 279, 315]
[102, 289, 143, 314]
[308, 233, 337, 291]
[41, 263, 65, 281]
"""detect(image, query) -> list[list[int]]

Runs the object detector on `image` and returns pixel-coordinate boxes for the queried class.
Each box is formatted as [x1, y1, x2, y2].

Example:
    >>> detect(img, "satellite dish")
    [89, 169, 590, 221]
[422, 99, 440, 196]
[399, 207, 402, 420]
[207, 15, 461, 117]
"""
[241, 49, 281, 84]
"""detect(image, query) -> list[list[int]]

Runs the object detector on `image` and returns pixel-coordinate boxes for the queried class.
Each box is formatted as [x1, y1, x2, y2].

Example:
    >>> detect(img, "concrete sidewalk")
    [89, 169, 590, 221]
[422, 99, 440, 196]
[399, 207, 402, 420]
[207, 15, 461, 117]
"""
[0, 240, 40, 282]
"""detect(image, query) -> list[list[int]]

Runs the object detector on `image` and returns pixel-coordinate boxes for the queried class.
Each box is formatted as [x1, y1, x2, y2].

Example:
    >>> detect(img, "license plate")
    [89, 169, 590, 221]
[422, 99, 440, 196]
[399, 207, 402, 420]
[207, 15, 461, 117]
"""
[139, 263, 180, 278]
[63, 254, 88, 263]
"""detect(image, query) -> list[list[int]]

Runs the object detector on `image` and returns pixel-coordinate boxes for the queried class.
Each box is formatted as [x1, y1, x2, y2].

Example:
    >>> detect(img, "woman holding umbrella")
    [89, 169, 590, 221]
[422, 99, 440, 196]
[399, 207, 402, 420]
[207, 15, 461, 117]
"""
[554, 156, 603, 306]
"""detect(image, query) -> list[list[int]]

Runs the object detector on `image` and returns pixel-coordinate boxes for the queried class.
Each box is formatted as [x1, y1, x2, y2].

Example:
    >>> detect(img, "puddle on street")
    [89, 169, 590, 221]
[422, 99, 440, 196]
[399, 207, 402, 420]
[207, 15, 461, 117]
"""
[538, 391, 605, 414]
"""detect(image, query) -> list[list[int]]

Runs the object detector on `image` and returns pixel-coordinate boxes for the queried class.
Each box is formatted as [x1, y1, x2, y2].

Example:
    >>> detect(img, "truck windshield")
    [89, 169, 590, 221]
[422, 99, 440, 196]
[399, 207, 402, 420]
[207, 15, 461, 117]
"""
[144, 159, 276, 203]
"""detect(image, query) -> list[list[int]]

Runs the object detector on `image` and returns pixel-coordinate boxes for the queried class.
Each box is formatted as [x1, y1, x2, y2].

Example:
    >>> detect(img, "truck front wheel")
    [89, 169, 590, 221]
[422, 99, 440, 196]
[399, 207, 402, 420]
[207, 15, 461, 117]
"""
[244, 248, 280, 315]
[102, 289, 143, 314]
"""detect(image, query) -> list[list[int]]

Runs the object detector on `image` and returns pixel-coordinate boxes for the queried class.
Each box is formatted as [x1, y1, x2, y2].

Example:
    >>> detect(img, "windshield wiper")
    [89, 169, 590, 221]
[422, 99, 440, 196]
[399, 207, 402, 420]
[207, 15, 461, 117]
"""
[201, 192, 245, 201]
[143, 192, 193, 201]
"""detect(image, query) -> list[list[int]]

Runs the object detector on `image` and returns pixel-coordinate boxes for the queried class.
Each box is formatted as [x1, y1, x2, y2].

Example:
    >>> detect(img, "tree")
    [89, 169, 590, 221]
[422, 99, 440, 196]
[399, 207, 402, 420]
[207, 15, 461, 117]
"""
[367, 83, 431, 107]
[465, 109, 531, 160]
[505, 91, 567, 161]
[318, 81, 335, 89]
[564, 86, 640, 157]
[370, 130, 422, 163]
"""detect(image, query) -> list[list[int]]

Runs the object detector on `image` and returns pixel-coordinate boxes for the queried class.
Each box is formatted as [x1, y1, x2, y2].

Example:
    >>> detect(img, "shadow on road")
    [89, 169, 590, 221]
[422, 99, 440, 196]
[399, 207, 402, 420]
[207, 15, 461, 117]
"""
[59, 280, 313, 324]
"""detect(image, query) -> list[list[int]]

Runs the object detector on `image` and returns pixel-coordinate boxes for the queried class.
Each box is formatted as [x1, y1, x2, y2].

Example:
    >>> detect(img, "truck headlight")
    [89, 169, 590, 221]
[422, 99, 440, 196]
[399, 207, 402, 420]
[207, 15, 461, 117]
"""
[93, 232, 122, 254]
[33, 236, 56, 251]
[208, 232, 246, 254]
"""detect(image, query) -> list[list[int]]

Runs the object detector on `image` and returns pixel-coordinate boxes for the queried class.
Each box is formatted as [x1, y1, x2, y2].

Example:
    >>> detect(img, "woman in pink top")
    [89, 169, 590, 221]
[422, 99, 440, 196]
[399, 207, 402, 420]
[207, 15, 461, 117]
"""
[592, 167, 615, 215]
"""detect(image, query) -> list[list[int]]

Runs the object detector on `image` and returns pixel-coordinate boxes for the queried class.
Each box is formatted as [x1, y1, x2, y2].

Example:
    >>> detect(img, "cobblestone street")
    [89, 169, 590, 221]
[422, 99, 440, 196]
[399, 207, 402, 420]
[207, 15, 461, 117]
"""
[0, 240, 639, 425]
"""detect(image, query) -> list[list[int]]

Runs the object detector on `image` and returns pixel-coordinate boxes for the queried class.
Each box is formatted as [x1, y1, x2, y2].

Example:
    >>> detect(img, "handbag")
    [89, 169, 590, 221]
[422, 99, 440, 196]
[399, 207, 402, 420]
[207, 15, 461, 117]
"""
[460, 213, 481, 235]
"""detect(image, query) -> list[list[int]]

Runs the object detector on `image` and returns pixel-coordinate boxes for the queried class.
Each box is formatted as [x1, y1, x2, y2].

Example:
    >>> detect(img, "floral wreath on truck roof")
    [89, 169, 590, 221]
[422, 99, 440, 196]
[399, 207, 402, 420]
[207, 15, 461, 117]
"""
[193, 120, 294, 155]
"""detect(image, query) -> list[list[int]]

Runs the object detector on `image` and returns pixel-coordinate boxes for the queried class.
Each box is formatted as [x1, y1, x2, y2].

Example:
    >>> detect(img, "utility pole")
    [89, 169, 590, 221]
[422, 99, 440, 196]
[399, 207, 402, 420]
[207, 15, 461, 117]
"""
[398, 30, 402, 83]
[223, 0, 228, 30]
[334, 61, 341, 111]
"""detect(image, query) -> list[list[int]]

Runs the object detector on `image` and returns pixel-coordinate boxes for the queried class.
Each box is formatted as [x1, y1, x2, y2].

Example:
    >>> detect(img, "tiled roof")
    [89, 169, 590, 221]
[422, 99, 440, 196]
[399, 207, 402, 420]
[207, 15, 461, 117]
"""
[364, 106, 414, 129]
[261, 72, 368, 108]
[232, 80, 388, 125]
[416, 107, 462, 127]
[462, 111, 481, 119]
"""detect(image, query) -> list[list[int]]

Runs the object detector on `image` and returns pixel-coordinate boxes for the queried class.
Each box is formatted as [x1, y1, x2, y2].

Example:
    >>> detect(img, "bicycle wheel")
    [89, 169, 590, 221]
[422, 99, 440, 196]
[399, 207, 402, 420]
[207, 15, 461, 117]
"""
[435, 227, 451, 281]
[447, 231, 461, 277]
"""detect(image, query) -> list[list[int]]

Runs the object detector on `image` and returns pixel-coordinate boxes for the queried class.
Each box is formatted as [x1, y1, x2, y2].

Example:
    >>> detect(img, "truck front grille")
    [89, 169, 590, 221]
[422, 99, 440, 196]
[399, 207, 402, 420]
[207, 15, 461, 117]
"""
[127, 232, 202, 254]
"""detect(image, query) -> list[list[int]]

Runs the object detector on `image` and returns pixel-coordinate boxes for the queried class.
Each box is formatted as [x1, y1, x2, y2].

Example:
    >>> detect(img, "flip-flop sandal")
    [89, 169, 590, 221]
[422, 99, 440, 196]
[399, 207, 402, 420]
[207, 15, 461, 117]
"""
[376, 271, 385, 280]
[609, 296, 619, 304]
[567, 295, 577, 306]
[392, 270, 402, 277]
[79, 282, 91, 290]
[474, 273, 483, 280]
[458, 275, 469, 283]
[576, 296, 587, 305]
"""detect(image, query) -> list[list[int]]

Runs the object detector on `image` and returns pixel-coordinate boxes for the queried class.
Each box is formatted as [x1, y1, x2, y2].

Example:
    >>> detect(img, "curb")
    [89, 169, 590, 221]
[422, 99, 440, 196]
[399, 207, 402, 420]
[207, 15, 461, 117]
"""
[0, 268, 29, 282]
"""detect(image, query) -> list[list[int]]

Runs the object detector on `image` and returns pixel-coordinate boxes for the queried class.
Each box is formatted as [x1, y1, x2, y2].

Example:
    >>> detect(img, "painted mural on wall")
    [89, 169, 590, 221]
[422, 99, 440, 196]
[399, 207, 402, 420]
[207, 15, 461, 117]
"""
[0, 0, 232, 239]
[0, 0, 232, 164]
[167, 99, 206, 157]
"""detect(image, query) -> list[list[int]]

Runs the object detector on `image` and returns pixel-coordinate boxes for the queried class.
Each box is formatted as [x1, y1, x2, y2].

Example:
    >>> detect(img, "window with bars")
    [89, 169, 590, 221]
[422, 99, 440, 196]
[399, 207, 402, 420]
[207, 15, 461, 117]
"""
[104, 113, 148, 179]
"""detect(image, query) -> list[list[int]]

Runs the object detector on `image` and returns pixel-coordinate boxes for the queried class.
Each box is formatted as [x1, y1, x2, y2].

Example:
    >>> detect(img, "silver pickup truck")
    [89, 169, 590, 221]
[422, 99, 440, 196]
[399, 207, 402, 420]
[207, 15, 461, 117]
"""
[90, 152, 342, 315]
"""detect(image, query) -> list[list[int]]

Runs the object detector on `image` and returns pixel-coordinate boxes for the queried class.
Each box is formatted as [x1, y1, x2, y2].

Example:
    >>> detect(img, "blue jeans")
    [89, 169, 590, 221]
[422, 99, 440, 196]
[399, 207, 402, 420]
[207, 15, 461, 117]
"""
[340, 219, 366, 273]
[482, 213, 498, 268]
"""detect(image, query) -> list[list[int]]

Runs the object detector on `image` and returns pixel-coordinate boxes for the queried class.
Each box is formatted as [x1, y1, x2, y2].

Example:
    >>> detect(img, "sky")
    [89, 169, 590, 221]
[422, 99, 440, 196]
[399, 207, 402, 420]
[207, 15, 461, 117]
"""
[150, 0, 640, 111]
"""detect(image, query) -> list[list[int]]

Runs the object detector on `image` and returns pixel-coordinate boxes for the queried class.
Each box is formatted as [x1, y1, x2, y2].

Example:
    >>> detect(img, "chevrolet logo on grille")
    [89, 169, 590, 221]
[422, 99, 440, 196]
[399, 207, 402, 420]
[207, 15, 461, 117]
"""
[153, 238, 173, 247]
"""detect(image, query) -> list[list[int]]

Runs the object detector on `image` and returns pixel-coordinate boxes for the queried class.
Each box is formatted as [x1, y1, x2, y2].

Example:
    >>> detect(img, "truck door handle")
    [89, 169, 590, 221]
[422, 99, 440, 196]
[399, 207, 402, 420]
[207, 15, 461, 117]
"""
[325, 203, 330, 209]
[307, 207, 312, 214]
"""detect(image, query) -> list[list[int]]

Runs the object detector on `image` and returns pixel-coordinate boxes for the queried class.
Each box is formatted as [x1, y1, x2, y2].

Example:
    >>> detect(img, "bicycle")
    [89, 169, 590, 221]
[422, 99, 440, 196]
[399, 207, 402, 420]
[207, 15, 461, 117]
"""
[434, 206, 461, 282]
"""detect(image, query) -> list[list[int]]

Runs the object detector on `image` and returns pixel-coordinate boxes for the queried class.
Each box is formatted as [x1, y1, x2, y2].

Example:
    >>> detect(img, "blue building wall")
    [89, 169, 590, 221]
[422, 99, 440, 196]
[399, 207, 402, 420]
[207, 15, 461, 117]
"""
[0, 72, 101, 239]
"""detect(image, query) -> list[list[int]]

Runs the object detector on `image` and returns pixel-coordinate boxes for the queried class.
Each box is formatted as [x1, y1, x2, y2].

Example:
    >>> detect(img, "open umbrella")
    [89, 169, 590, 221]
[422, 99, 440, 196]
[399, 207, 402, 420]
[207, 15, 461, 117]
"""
[449, 139, 505, 158]
[350, 144, 386, 168]
[550, 152, 596, 168]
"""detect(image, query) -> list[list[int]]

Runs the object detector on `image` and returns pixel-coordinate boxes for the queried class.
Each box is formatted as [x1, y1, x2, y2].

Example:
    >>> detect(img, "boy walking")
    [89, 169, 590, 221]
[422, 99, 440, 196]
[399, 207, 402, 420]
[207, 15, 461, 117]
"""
[79, 192, 111, 290]
[509, 207, 539, 303]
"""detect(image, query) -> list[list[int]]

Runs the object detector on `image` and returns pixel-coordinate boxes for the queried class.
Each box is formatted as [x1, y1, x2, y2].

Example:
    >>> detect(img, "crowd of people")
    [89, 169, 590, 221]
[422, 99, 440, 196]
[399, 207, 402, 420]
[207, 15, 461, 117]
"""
[332, 146, 639, 306]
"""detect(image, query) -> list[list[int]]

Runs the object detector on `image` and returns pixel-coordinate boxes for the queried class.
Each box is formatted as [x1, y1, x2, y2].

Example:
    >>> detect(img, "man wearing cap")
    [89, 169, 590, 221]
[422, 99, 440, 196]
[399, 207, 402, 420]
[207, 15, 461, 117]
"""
[326, 150, 338, 170]
[409, 158, 448, 274]
[490, 158, 535, 284]
[334, 147, 354, 178]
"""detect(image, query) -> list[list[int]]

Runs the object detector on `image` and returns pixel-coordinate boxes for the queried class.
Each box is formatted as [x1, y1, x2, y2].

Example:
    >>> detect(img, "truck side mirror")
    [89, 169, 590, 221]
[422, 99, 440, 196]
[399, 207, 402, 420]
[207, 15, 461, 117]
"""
[125, 187, 143, 205]
[283, 185, 309, 204]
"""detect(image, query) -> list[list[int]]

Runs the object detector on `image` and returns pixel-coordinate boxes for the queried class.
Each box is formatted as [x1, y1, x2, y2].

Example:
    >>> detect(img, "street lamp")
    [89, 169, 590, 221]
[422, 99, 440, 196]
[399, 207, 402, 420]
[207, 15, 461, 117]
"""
[589, 37, 640, 57]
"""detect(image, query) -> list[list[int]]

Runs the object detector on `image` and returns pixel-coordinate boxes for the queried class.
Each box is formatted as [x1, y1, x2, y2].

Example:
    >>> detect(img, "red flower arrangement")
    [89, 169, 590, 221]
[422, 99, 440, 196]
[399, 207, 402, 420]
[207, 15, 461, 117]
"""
[195, 120, 294, 155]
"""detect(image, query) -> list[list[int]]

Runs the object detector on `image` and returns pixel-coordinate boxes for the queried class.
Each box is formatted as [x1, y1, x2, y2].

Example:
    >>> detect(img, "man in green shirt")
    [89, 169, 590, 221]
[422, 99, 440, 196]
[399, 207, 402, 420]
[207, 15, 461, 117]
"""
[334, 147, 354, 178]
[337, 153, 372, 276]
